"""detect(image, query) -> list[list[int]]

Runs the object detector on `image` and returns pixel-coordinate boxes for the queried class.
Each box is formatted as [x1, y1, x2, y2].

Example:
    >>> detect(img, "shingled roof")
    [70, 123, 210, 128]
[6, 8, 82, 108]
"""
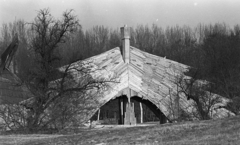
[67, 26, 231, 121]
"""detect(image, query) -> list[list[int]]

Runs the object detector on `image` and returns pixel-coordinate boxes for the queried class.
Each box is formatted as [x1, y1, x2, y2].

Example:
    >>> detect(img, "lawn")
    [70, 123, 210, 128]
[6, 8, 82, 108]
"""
[0, 116, 240, 145]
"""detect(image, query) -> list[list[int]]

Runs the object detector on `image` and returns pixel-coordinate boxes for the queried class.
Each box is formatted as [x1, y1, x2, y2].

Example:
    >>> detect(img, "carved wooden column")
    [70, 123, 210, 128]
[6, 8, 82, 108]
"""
[123, 88, 136, 125]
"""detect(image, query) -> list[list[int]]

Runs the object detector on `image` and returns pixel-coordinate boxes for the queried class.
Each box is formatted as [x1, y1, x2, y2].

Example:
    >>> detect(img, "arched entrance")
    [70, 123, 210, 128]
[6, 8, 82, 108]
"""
[131, 96, 168, 124]
[91, 95, 168, 125]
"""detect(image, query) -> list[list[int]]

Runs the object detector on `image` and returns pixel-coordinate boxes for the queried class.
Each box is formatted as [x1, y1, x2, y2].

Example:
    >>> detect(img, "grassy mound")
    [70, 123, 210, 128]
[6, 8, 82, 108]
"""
[0, 116, 240, 145]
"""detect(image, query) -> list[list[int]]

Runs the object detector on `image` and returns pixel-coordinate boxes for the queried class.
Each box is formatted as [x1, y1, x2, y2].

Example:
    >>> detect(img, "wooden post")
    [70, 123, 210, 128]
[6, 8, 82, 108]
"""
[123, 88, 136, 125]
[118, 96, 124, 124]
[174, 94, 180, 120]
[121, 98, 124, 124]
[140, 102, 143, 123]
[97, 109, 100, 121]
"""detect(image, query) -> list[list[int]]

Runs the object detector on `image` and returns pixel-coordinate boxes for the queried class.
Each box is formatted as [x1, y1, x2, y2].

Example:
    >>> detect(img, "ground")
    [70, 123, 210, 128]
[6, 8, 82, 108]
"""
[0, 116, 240, 145]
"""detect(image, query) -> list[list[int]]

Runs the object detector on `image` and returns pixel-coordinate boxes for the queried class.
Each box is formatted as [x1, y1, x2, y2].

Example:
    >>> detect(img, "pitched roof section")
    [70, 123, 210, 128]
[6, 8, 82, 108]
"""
[69, 45, 193, 120]
[128, 46, 190, 117]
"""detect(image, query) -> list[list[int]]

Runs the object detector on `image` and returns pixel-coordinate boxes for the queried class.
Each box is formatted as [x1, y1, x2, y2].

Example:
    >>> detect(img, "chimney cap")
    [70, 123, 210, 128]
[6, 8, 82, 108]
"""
[120, 25, 130, 39]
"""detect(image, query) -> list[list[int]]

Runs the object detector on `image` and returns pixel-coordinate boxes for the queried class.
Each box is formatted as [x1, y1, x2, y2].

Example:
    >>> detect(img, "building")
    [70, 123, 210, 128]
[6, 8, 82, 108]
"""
[0, 27, 231, 126]
[66, 26, 231, 125]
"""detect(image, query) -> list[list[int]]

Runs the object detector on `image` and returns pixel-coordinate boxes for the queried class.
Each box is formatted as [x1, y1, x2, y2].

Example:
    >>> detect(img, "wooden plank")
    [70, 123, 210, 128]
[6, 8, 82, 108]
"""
[118, 69, 128, 82]
[161, 79, 174, 90]
[143, 64, 153, 76]
[111, 53, 123, 65]
[139, 102, 143, 123]
[148, 82, 159, 93]
[130, 58, 144, 72]
[106, 48, 121, 60]
[112, 60, 124, 71]
[142, 50, 161, 61]
[114, 63, 128, 76]
[151, 78, 162, 86]
[141, 84, 150, 94]
[129, 64, 143, 78]
[92, 47, 120, 63]
[130, 46, 146, 59]
[130, 89, 138, 97]
[147, 89, 163, 101]
[130, 52, 144, 69]
[113, 77, 128, 91]
[129, 71, 142, 84]
[130, 50, 144, 62]
[99, 89, 119, 103]
[138, 88, 147, 97]
[93, 53, 109, 64]
[155, 64, 166, 73]
[98, 58, 113, 69]
[129, 82, 142, 94]
[156, 59, 171, 68]
[144, 57, 157, 66]
[129, 79, 142, 91]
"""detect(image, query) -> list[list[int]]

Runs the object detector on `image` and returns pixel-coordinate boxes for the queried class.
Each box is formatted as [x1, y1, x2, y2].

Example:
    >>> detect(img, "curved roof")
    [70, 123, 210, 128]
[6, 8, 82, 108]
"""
[70, 42, 233, 121]
[69, 46, 195, 120]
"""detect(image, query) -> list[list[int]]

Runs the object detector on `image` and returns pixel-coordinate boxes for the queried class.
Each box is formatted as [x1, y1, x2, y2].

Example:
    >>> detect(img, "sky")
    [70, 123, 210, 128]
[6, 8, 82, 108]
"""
[1, 0, 240, 30]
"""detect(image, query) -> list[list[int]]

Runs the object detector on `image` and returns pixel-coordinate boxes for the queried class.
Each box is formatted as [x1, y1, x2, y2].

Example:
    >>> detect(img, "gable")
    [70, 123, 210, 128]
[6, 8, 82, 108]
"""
[67, 46, 194, 120]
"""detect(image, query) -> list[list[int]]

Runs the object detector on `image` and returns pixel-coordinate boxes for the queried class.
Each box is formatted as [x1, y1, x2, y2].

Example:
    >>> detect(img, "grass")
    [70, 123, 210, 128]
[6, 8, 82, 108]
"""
[0, 116, 240, 145]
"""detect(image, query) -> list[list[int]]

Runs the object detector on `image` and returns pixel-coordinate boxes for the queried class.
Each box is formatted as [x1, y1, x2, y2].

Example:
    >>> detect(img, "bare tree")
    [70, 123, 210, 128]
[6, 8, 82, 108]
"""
[175, 72, 222, 120]
[15, 9, 112, 132]
[198, 26, 240, 115]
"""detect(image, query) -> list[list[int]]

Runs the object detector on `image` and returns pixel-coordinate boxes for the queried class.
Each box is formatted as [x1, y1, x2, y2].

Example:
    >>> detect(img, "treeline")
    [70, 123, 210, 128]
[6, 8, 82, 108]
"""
[1, 16, 240, 120]
[1, 20, 239, 66]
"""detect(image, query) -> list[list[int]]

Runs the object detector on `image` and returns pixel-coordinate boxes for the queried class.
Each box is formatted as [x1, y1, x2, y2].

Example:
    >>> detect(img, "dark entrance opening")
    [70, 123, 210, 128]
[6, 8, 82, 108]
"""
[91, 95, 168, 125]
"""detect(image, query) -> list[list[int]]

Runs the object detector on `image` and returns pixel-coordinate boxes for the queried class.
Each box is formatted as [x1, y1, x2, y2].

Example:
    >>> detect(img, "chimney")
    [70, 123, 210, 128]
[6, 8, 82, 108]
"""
[120, 25, 130, 64]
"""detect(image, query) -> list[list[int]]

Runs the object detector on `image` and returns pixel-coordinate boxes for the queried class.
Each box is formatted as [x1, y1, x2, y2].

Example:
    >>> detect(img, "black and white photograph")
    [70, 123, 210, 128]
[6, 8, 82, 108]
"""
[0, 0, 240, 144]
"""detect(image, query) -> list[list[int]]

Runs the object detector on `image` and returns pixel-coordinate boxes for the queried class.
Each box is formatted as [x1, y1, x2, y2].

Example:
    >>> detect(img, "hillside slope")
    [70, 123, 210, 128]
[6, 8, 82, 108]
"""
[1, 116, 240, 145]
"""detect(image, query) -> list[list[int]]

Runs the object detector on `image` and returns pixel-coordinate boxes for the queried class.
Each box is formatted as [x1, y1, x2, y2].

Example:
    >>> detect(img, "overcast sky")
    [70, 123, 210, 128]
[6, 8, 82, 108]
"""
[1, 0, 240, 30]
